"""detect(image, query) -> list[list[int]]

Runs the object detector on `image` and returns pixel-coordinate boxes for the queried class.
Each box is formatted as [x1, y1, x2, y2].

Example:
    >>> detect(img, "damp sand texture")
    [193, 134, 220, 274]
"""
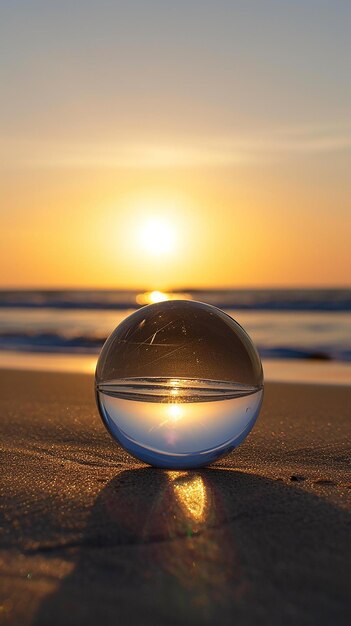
[1, 369, 350, 626]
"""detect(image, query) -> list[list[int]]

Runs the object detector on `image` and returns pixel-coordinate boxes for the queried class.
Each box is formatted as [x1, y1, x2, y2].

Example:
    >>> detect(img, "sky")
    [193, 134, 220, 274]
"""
[0, 0, 350, 289]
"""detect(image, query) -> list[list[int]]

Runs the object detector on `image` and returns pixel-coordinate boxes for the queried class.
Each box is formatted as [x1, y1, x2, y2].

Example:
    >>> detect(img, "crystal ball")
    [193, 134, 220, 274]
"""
[95, 300, 263, 469]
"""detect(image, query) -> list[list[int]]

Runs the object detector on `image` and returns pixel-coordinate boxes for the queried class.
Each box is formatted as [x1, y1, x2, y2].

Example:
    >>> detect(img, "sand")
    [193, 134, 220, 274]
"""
[1, 369, 350, 625]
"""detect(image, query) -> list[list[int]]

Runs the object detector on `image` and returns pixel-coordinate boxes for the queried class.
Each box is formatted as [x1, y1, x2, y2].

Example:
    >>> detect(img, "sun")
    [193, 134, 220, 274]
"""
[139, 217, 176, 256]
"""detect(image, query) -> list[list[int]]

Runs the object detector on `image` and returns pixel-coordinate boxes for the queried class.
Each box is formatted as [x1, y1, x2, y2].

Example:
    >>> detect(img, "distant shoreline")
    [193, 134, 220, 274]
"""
[1, 352, 350, 386]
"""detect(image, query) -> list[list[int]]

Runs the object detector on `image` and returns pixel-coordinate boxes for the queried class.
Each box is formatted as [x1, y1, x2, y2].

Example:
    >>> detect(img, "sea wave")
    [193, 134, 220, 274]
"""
[0, 290, 350, 363]
[0, 289, 350, 311]
[0, 330, 350, 362]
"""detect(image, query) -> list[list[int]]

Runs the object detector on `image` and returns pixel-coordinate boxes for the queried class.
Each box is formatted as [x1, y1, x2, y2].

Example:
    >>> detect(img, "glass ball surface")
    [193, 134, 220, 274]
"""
[95, 300, 263, 469]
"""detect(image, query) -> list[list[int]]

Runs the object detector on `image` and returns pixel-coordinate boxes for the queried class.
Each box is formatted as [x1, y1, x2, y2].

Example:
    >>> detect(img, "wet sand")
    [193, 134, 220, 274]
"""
[1, 369, 350, 625]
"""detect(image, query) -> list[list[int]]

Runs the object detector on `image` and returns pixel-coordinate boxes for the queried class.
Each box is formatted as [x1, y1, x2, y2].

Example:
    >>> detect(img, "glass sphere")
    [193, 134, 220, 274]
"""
[95, 300, 263, 469]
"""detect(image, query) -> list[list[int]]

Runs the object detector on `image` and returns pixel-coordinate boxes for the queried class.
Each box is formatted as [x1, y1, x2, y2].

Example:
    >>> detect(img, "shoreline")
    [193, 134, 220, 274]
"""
[0, 350, 350, 385]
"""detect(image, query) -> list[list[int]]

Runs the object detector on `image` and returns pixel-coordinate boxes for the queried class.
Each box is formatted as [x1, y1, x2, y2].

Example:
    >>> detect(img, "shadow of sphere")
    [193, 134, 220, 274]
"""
[33, 468, 350, 626]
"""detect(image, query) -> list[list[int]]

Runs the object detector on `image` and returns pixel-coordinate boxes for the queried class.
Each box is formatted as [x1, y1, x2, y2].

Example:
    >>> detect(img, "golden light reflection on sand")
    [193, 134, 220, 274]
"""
[168, 472, 207, 523]
[0, 351, 98, 374]
[93, 469, 243, 616]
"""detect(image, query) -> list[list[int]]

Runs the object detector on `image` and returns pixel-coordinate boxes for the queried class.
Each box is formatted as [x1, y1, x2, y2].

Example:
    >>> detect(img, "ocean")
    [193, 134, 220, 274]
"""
[0, 289, 350, 364]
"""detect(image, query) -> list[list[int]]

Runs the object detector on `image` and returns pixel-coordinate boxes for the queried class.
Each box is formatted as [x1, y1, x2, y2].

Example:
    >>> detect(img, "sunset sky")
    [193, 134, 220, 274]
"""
[1, 1, 350, 289]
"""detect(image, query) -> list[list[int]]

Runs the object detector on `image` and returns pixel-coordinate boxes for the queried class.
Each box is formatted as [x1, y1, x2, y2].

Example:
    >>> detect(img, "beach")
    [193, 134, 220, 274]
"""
[2, 0, 351, 622]
[1, 369, 350, 625]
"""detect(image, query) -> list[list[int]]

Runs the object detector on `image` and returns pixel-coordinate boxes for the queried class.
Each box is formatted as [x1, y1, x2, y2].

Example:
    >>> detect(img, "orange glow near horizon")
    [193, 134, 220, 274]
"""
[136, 290, 191, 305]
[1, 177, 350, 290]
[1, 3, 350, 290]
